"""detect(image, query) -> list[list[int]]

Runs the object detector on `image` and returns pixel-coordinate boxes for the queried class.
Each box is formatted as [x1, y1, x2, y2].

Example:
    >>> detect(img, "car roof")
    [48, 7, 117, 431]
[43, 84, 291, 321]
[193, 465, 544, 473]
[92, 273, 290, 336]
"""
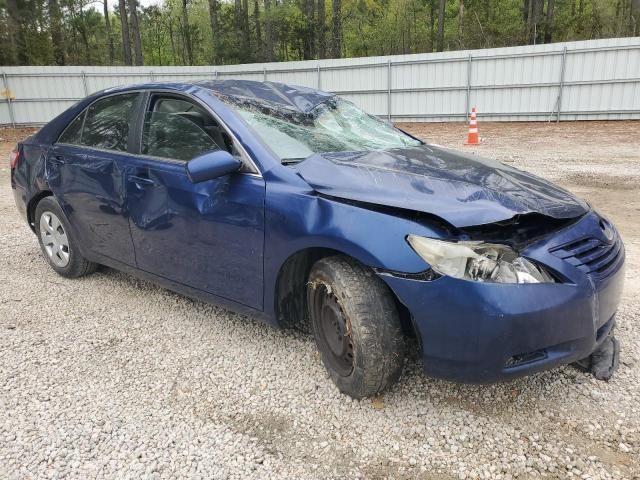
[102, 79, 335, 115]
[195, 80, 335, 114]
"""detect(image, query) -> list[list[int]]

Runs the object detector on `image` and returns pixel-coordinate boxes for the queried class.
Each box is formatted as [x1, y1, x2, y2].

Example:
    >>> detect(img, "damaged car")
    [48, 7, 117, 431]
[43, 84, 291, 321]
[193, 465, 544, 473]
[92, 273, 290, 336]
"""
[10, 80, 625, 398]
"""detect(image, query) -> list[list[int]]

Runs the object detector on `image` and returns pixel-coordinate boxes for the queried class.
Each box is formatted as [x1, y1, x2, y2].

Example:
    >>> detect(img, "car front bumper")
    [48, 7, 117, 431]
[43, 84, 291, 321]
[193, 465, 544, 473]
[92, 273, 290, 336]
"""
[379, 212, 626, 383]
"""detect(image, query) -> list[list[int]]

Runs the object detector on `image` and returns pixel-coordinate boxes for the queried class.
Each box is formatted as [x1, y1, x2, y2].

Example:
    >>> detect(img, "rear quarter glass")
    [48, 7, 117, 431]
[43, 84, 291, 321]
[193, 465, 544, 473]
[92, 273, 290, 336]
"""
[58, 113, 85, 144]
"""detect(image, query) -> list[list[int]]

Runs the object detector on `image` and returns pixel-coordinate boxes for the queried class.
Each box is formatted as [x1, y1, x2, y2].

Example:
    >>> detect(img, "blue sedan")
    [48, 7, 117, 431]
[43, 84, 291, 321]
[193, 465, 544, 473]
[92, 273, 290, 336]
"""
[10, 80, 625, 398]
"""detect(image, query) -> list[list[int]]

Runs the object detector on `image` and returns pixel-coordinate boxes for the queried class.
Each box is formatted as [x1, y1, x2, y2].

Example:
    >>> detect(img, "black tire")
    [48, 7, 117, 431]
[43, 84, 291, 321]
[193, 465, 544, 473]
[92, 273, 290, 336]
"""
[35, 196, 98, 278]
[307, 255, 405, 399]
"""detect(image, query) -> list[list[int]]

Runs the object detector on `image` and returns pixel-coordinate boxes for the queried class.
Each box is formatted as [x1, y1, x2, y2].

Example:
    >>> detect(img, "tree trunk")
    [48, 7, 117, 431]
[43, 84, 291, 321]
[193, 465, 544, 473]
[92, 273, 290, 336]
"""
[49, 0, 65, 65]
[576, 0, 585, 34]
[128, 0, 144, 65]
[180, 0, 193, 65]
[208, 0, 221, 63]
[303, 0, 315, 59]
[429, 0, 435, 52]
[169, 20, 178, 65]
[458, 0, 464, 46]
[6, 0, 28, 64]
[178, 23, 187, 64]
[631, 0, 640, 35]
[437, 0, 445, 52]
[544, 0, 555, 43]
[526, 0, 533, 41]
[533, 0, 544, 43]
[119, 0, 132, 65]
[74, 5, 92, 64]
[331, 0, 342, 58]
[103, 0, 115, 64]
[155, 17, 162, 65]
[317, 0, 326, 58]
[242, 0, 251, 60]
[254, 0, 262, 61]
[264, 0, 274, 61]
[590, 0, 602, 37]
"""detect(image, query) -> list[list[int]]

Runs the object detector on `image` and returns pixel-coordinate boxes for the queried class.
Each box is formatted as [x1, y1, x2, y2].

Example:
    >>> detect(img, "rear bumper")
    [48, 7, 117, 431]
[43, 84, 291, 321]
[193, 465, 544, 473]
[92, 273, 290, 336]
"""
[380, 212, 625, 383]
[11, 179, 29, 224]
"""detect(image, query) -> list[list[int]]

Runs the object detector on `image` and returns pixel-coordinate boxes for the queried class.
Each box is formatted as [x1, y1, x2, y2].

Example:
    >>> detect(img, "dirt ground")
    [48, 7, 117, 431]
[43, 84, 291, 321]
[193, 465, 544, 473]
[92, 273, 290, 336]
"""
[1, 122, 639, 479]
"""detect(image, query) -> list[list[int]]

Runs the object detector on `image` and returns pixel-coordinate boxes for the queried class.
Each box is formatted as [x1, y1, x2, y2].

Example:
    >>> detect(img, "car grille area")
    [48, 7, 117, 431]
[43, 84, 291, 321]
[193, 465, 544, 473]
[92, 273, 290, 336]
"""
[550, 234, 624, 280]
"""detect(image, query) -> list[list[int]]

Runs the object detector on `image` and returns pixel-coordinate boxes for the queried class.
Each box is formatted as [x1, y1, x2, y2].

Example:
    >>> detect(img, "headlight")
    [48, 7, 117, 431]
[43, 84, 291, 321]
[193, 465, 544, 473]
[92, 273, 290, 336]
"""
[406, 235, 555, 284]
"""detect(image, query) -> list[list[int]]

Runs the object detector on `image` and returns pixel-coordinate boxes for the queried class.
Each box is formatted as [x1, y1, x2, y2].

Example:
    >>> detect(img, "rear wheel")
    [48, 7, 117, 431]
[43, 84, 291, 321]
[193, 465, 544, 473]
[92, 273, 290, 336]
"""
[307, 255, 405, 399]
[35, 197, 98, 278]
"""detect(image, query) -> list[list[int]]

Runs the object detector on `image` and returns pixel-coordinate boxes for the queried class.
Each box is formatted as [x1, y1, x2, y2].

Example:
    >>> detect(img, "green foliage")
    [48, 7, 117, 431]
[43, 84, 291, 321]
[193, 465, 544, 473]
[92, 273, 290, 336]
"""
[1, 0, 638, 66]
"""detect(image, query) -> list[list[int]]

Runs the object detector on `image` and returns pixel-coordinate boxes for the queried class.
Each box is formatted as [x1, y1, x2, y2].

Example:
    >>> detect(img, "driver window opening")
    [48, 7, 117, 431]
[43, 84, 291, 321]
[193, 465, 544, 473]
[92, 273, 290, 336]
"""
[142, 95, 239, 163]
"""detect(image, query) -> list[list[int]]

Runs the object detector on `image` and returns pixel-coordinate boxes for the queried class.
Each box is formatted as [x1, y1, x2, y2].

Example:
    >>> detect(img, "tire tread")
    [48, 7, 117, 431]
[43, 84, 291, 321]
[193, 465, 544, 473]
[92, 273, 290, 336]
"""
[308, 255, 405, 398]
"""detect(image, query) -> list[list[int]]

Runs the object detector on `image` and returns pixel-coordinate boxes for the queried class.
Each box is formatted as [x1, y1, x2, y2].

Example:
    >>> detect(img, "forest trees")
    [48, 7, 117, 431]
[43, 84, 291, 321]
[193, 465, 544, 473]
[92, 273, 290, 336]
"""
[1, 0, 639, 67]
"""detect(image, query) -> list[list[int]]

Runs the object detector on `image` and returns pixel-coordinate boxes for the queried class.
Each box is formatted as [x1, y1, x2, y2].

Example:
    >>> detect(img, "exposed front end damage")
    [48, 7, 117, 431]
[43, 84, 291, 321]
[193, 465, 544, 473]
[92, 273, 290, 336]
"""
[373, 210, 624, 383]
[294, 145, 589, 228]
[289, 141, 624, 382]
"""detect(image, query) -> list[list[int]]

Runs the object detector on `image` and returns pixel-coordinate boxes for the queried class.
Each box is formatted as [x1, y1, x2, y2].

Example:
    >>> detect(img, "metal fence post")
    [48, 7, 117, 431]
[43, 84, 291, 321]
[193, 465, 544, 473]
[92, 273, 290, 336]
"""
[2, 73, 16, 128]
[465, 54, 473, 121]
[263, 67, 267, 82]
[556, 46, 568, 123]
[149, 71, 155, 82]
[387, 59, 392, 122]
[317, 63, 321, 89]
[81, 71, 89, 96]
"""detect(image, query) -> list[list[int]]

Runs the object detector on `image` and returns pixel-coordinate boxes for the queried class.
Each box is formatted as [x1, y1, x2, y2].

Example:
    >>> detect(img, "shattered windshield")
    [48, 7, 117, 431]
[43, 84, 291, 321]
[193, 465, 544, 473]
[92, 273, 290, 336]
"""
[219, 95, 422, 163]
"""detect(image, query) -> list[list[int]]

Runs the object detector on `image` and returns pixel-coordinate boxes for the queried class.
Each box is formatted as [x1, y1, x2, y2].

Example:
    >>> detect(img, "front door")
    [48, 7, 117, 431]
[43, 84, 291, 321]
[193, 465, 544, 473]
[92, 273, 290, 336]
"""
[126, 93, 266, 310]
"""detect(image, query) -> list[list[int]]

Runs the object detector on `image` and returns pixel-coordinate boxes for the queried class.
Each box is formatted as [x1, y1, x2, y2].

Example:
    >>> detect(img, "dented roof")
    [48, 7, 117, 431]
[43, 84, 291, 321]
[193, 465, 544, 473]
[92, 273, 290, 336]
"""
[195, 80, 335, 114]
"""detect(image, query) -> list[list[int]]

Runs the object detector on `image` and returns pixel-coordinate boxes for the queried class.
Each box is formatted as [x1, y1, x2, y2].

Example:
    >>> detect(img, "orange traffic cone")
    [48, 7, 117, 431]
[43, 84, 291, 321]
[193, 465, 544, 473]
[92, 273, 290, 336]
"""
[465, 107, 480, 145]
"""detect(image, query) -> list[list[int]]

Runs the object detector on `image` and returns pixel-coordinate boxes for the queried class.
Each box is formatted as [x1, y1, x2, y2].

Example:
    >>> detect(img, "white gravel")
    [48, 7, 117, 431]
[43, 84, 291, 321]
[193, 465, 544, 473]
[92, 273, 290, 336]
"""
[1, 122, 639, 479]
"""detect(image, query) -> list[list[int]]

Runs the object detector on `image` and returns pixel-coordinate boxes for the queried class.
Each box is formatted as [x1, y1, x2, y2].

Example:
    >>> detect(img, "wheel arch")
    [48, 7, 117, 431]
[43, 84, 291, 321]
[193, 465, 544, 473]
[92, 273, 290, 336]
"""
[27, 190, 54, 232]
[272, 247, 416, 342]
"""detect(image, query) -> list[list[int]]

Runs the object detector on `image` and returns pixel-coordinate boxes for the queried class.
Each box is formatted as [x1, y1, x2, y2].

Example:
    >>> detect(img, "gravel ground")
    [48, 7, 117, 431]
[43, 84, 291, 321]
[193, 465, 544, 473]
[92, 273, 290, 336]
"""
[1, 122, 639, 479]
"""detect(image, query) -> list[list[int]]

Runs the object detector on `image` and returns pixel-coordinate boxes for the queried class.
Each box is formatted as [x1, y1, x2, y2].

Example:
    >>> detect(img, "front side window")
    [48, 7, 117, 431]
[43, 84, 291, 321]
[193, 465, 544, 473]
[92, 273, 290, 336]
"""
[142, 96, 231, 162]
[57, 93, 138, 151]
[219, 96, 422, 163]
[142, 112, 221, 161]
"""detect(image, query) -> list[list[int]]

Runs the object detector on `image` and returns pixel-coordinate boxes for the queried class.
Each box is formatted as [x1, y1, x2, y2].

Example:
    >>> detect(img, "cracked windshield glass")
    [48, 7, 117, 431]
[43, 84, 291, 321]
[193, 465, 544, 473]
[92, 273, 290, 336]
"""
[221, 96, 422, 163]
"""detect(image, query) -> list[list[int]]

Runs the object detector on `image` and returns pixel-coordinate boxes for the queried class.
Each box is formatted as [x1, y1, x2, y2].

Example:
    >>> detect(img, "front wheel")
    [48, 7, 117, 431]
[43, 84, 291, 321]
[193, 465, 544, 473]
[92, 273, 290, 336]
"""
[307, 255, 406, 399]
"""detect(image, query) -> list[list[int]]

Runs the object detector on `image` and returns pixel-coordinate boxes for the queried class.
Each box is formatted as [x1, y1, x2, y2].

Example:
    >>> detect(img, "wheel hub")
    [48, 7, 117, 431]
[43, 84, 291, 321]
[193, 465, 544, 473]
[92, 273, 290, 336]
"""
[39, 211, 70, 268]
[311, 285, 354, 377]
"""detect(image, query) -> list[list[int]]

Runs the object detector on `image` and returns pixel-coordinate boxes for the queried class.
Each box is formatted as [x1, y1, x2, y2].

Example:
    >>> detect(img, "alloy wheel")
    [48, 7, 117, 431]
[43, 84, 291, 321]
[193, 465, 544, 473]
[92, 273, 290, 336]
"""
[39, 211, 70, 268]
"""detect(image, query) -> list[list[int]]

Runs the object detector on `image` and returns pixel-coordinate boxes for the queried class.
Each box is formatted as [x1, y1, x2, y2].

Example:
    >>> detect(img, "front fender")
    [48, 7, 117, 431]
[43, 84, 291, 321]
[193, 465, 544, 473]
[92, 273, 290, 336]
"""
[263, 181, 449, 316]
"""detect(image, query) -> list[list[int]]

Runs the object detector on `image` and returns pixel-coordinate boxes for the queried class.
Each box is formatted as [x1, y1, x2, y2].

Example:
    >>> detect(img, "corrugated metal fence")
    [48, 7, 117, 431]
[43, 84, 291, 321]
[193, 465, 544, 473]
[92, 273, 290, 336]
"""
[1, 37, 639, 126]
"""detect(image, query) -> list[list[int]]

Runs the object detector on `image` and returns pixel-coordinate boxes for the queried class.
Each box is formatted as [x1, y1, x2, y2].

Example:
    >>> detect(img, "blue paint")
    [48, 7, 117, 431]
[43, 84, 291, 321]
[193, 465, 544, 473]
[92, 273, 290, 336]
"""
[10, 80, 625, 383]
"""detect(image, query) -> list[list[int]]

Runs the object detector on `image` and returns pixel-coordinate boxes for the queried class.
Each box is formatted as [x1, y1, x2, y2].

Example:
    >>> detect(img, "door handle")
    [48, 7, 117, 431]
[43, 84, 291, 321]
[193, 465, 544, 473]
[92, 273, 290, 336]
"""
[128, 175, 155, 188]
[50, 155, 65, 165]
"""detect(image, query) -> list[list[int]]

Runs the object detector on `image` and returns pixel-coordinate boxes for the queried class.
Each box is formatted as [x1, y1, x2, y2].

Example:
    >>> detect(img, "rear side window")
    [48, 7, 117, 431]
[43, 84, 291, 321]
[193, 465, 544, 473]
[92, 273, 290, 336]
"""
[58, 93, 138, 152]
[82, 94, 138, 151]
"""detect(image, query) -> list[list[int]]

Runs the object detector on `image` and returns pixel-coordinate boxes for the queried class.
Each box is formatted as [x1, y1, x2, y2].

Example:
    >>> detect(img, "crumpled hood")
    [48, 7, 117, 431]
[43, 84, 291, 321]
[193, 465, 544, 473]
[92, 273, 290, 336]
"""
[295, 145, 589, 228]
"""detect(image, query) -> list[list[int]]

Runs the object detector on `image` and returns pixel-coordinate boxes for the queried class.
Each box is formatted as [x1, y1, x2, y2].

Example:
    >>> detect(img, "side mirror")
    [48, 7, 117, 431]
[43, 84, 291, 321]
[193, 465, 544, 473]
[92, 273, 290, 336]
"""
[186, 150, 241, 183]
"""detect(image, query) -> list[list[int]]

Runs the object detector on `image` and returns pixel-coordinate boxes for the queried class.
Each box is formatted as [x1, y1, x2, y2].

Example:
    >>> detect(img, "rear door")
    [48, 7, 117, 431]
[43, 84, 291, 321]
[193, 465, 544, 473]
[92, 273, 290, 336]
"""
[48, 92, 141, 266]
[125, 92, 266, 309]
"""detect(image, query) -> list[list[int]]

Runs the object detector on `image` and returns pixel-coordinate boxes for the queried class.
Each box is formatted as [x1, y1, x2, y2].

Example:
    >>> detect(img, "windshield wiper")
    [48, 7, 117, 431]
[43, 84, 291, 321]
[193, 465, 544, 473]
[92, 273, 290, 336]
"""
[281, 157, 307, 165]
